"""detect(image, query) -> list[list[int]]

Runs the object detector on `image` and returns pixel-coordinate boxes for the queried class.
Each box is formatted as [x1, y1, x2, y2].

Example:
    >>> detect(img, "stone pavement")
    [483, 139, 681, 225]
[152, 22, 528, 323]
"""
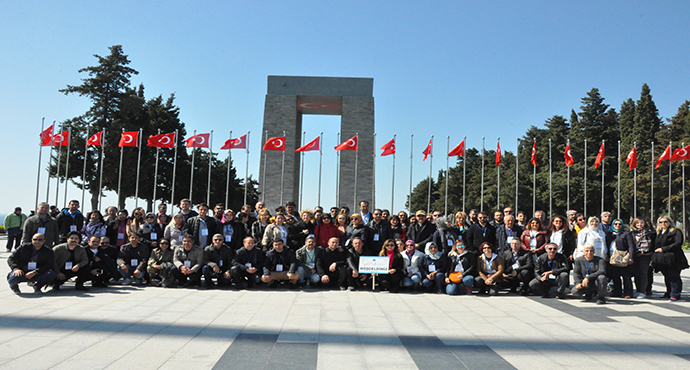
[1, 240, 689, 370]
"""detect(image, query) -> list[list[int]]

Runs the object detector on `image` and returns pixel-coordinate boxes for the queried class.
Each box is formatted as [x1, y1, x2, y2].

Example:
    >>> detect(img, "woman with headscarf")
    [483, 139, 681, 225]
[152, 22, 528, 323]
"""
[608, 219, 634, 298]
[418, 242, 448, 293]
[432, 216, 460, 255]
[575, 217, 607, 259]
[377, 239, 404, 293]
[629, 217, 656, 298]
[652, 216, 688, 301]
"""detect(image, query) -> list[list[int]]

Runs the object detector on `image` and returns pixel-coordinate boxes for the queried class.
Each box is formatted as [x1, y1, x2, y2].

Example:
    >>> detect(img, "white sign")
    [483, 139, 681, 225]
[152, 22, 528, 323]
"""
[358, 256, 390, 274]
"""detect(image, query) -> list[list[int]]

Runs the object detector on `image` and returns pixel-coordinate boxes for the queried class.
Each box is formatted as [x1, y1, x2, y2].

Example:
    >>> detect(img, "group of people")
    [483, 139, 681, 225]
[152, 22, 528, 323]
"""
[6, 199, 688, 302]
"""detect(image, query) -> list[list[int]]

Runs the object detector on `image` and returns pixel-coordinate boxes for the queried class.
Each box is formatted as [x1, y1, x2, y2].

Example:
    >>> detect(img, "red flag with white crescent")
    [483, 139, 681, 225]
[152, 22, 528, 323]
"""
[221, 134, 247, 150]
[119, 131, 139, 147]
[263, 136, 286, 151]
[335, 136, 358, 151]
[380, 138, 396, 156]
[594, 143, 605, 169]
[87, 131, 103, 146]
[495, 142, 501, 167]
[52, 131, 70, 147]
[422, 138, 432, 161]
[185, 133, 210, 148]
[147, 133, 176, 148]
[40, 125, 54, 146]
[448, 140, 465, 156]
[295, 136, 321, 152]
[530, 141, 537, 167]
[625, 147, 637, 170]
[655, 145, 671, 169]
[671, 144, 690, 161]
[564, 144, 574, 167]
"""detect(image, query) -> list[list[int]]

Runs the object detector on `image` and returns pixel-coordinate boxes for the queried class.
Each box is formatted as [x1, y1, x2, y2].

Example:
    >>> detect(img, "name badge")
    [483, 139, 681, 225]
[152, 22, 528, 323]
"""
[530, 238, 537, 247]
[595, 241, 603, 249]
[585, 274, 589, 278]
[37, 227, 46, 235]
[512, 262, 520, 270]
[118, 233, 125, 240]
[308, 263, 315, 268]
[225, 234, 232, 242]
[178, 235, 183, 242]
[65, 262, 73, 270]
[276, 264, 284, 272]
[428, 264, 436, 272]
[373, 234, 379, 241]
[447, 239, 453, 246]
[150, 232, 157, 240]
[28, 262, 37, 270]
[245, 263, 252, 269]
[219, 260, 223, 267]
[407, 266, 412, 273]
[70, 225, 78, 232]
[130, 259, 138, 266]
[548, 274, 556, 280]
[184, 260, 191, 268]
[455, 264, 464, 272]
[201, 228, 209, 236]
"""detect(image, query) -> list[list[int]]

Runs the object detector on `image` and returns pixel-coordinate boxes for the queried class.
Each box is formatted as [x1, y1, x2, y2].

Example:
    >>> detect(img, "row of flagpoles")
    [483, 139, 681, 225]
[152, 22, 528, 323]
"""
[35, 118, 688, 232]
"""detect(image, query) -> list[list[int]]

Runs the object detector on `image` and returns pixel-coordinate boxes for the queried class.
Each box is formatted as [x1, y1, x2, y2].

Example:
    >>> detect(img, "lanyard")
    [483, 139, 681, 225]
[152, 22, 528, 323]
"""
[547, 259, 554, 270]
[585, 260, 593, 275]
[478, 225, 487, 237]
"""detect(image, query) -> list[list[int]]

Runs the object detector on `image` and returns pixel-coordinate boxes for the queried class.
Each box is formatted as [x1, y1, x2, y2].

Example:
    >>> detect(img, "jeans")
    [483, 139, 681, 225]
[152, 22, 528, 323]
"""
[171, 266, 202, 286]
[297, 266, 321, 285]
[660, 266, 683, 299]
[422, 272, 446, 292]
[118, 265, 144, 284]
[6, 227, 22, 250]
[7, 269, 56, 290]
[403, 273, 422, 287]
[230, 266, 261, 287]
[446, 275, 475, 295]
[202, 265, 232, 286]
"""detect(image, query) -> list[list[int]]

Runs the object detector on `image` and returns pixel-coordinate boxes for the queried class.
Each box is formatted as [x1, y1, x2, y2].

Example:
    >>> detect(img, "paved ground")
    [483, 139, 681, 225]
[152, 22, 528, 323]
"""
[1, 236, 690, 370]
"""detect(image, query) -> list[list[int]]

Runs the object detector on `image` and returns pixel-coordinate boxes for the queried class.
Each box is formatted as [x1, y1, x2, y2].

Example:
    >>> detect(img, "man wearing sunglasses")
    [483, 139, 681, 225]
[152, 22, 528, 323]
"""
[529, 242, 571, 299]
[7, 233, 57, 294]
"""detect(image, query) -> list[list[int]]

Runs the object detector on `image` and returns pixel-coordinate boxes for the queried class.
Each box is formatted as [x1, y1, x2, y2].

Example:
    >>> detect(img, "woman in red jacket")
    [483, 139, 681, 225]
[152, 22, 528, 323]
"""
[314, 213, 341, 248]
[521, 218, 548, 255]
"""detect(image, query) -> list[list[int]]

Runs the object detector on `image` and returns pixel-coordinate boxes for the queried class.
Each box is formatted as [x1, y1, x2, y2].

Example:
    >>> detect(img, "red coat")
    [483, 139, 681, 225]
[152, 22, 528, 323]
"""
[521, 229, 548, 255]
[314, 222, 342, 248]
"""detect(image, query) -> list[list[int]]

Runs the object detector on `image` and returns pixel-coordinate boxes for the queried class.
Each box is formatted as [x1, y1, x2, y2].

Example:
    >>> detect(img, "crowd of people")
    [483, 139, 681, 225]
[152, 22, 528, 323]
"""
[5, 199, 688, 302]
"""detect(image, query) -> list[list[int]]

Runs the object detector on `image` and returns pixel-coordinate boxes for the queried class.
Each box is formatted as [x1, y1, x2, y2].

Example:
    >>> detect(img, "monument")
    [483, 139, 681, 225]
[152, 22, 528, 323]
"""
[259, 76, 374, 211]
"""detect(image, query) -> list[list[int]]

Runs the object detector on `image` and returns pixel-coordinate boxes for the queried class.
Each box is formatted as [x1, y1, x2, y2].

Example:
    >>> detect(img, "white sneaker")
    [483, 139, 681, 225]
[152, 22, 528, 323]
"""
[122, 278, 132, 285]
[635, 292, 646, 299]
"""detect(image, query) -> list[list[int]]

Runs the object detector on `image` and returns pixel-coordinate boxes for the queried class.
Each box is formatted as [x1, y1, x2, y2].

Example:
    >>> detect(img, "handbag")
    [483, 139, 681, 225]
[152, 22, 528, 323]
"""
[651, 251, 675, 268]
[448, 272, 464, 283]
[609, 249, 630, 267]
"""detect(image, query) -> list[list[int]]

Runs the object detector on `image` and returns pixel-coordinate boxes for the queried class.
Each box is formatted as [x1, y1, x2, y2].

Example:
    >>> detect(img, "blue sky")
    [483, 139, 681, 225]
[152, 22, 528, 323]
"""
[2, 1, 690, 214]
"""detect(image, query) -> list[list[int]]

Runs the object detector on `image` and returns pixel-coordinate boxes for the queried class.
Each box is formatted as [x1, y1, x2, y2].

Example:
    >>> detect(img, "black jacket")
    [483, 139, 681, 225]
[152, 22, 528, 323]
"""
[347, 247, 366, 271]
[315, 247, 347, 276]
[56, 209, 85, 240]
[232, 247, 265, 272]
[344, 224, 370, 253]
[184, 216, 218, 247]
[8, 243, 55, 275]
[572, 256, 607, 284]
[419, 254, 448, 276]
[534, 253, 571, 277]
[448, 251, 478, 277]
[654, 228, 688, 269]
[263, 248, 298, 275]
[203, 244, 234, 272]
[432, 228, 460, 255]
[496, 224, 524, 254]
[465, 223, 497, 253]
[545, 229, 577, 258]
[219, 220, 246, 251]
[501, 249, 534, 275]
[366, 219, 392, 253]
[408, 221, 436, 249]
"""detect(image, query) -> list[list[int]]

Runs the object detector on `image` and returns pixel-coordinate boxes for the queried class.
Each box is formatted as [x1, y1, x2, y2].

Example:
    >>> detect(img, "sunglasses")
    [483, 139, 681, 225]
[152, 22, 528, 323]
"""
[160, 242, 170, 246]
[32, 238, 45, 241]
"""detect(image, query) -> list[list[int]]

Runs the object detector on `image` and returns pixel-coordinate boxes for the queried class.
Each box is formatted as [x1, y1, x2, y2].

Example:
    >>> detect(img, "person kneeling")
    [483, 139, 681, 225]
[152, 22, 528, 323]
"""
[501, 238, 534, 295]
[172, 234, 204, 287]
[202, 234, 234, 288]
[147, 238, 175, 287]
[419, 242, 447, 293]
[231, 237, 264, 289]
[261, 239, 299, 288]
[316, 237, 348, 290]
[475, 242, 504, 296]
[572, 244, 608, 304]
[52, 231, 91, 291]
[117, 233, 150, 286]
[295, 235, 322, 286]
[529, 243, 571, 298]
[445, 240, 476, 295]
[7, 233, 57, 294]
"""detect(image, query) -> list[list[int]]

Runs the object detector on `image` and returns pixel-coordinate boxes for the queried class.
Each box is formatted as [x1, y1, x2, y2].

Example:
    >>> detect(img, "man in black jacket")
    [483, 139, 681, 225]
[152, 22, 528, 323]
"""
[184, 203, 218, 248]
[501, 238, 534, 294]
[106, 210, 129, 247]
[346, 238, 369, 291]
[262, 239, 299, 288]
[202, 234, 234, 288]
[366, 209, 391, 254]
[7, 233, 56, 294]
[408, 210, 436, 251]
[316, 237, 348, 289]
[231, 236, 264, 289]
[56, 200, 85, 243]
[572, 245, 608, 304]
[496, 215, 523, 255]
[529, 243, 571, 298]
[465, 212, 497, 253]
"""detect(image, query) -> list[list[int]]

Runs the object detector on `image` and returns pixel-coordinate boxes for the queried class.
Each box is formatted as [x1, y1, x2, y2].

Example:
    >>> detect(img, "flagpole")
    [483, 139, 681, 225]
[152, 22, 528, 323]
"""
[117, 128, 124, 207]
[497, 137, 501, 210]
[372, 133, 377, 209]
[280, 130, 286, 207]
[463, 136, 466, 213]
[262, 130, 267, 203]
[152, 129, 161, 212]
[567, 139, 570, 211]
[445, 136, 449, 215]
[46, 121, 55, 203]
[189, 130, 196, 203]
[515, 138, 518, 214]
[427, 136, 433, 213]
[207, 130, 213, 206]
[409, 134, 413, 212]
[600, 140, 605, 216]
[55, 122, 63, 207]
[664, 141, 668, 217]
[82, 129, 89, 209]
[532, 138, 536, 216]
[62, 125, 72, 208]
[170, 129, 178, 212]
[633, 142, 637, 219]
[318, 131, 323, 207]
[392, 134, 396, 213]
[299, 131, 305, 209]
[244, 131, 250, 206]
[35, 117, 45, 208]
[682, 142, 686, 238]
[134, 128, 143, 208]
[549, 138, 552, 218]
[651, 142, 655, 221]
[226, 130, 235, 208]
[617, 140, 621, 217]
[336, 132, 340, 206]
[354, 133, 359, 211]
[98, 129, 106, 211]
[584, 139, 587, 217]
[481, 137, 485, 212]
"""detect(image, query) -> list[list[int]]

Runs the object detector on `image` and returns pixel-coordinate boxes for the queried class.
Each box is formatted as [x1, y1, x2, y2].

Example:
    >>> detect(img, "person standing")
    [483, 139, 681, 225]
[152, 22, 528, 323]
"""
[4, 207, 27, 251]
[464, 212, 496, 253]
[652, 216, 688, 301]
[56, 200, 85, 243]
[184, 203, 218, 248]
[22, 202, 59, 248]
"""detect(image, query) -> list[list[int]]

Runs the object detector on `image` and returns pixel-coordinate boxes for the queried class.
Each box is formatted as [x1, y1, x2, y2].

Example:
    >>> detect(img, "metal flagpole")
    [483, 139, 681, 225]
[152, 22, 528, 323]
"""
[98, 129, 106, 210]
[497, 137, 501, 210]
[62, 126, 72, 208]
[427, 136, 433, 213]
[262, 130, 267, 202]
[664, 141, 668, 217]
[244, 131, 250, 206]
[601, 140, 606, 213]
[584, 139, 587, 217]
[391, 134, 396, 213]
[46, 120, 56, 203]
[633, 142, 637, 219]
[481, 137, 485, 212]
[318, 132, 323, 206]
[225, 131, 233, 207]
[354, 133, 359, 210]
[170, 130, 179, 212]
[117, 128, 124, 206]
[336, 132, 340, 205]
[567, 139, 570, 211]
[134, 128, 143, 208]
[445, 136, 449, 215]
[372, 133, 376, 209]
[55, 122, 63, 207]
[515, 138, 518, 213]
[82, 129, 89, 208]
[463, 136, 466, 213]
[532, 138, 536, 216]
[207, 130, 213, 206]
[35, 117, 45, 208]
[299, 131, 305, 209]
[189, 130, 196, 203]
[682, 142, 686, 238]
[651, 142, 655, 221]
[280, 130, 286, 206]
[153, 129, 161, 212]
[549, 139, 552, 218]
[617, 140, 621, 217]
[409, 135, 413, 212]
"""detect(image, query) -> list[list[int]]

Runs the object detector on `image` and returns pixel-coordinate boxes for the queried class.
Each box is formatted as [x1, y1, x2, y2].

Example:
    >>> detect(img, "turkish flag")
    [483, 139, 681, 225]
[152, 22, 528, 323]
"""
[448, 140, 465, 156]
[186, 133, 210, 148]
[148, 133, 176, 148]
[626, 147, 637, 170]
[335, 136, 358, 151]
[380, 138, 396, 156]
[221, 134, 247, 150]
[52, 131, 69, 147]
[263, 136, 286, 151]
[422, 138, 432, 161]
[495, 142, 501, 167]
[40, 125, 54, 146]
[564, 144, 574, 167]
[530, 142, 537, 167]
[594, 143, 605, 169]
[87, 131, 103, 146]
[119, 131, 139, 147]
[295, 136, 321, 153]
[655, 145, 671, 169]
[671, 144, 690, 161]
